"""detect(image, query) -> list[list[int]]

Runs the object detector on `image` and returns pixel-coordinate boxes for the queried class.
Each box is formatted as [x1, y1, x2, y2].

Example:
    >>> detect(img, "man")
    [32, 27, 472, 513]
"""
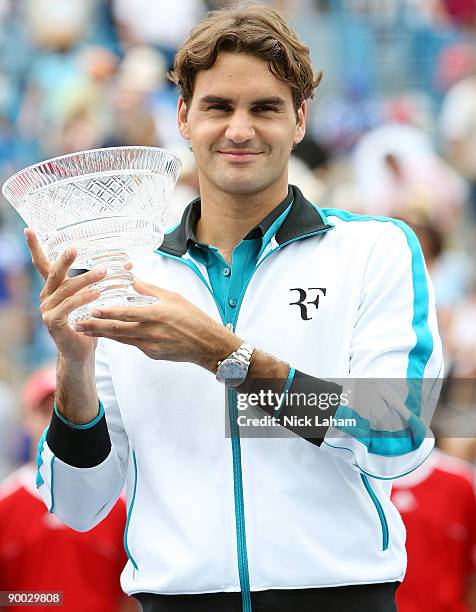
[0, 366, 138, 612]
[27, 5, 443, 612]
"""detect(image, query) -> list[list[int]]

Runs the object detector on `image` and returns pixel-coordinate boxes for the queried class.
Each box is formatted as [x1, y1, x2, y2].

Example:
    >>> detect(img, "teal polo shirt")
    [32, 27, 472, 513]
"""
[186, 187, 294, 319]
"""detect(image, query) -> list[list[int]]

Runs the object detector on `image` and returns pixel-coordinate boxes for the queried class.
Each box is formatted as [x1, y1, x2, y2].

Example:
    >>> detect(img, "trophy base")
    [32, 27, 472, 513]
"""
[68, 293, 160, 329]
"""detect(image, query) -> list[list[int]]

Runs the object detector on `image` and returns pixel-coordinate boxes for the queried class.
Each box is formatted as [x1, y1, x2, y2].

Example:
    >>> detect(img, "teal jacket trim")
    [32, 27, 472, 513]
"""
[275, 367, 296, 418]
[53, 400, 105, 429]
[124, 449, 139, 571]
[49, 456, 55, 513]
[323, 210, 433, 456]
[35, 426, 49, 488]
[361, 474, 389, 551]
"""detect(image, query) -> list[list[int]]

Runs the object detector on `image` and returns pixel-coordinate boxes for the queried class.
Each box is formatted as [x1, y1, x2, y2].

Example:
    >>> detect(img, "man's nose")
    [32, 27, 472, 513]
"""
[224, 112, 256, 143]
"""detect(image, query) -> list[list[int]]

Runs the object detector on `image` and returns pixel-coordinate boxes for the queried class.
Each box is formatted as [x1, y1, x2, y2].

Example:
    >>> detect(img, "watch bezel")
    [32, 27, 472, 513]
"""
[216, 357, 248, 387]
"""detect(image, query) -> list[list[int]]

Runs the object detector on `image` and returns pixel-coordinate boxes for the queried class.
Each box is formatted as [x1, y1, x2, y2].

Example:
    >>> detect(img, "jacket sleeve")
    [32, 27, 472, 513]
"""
[317, 220, 443, 479]
[36, 339, 130, 531]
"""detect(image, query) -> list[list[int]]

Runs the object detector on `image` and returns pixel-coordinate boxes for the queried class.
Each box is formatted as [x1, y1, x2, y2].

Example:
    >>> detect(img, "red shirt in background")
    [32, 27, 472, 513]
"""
[391, 449, 476, 612]
[0, 464, 135, 612]
[442, 0, 476, 26]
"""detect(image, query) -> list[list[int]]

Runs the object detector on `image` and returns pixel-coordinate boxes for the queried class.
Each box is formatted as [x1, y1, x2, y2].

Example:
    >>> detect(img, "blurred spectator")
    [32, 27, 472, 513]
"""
[0, 380, 16, 479]
[46, 45, 119, 156]
[443, 285, 476, 377]
[391, 448, 476, 611]
[405, 0, 439, 24]
[288, 155, 327, 203]
[439, 0, 476, 30]
[383, 92, 436, 135]
[436, 43, 476, 92]
[407, 0, 476, 29]
[398, 208, 471, 309]
[21, 44, 119, 157]
[0, 215, 32, 379]
[292, 135, 332, 181]
[165, 143, 199, 228]
[26, 0, 93, 50]
[398, 209, 444, 271]
[439, 45, 476, 216]
[112, 0, 207, 67]
[102, 46, 174, 148]
[0, 217, 30, 307]
[310, 75, 383, 153]
[352, 122, 467, 232]
[0, 366, 138, 612]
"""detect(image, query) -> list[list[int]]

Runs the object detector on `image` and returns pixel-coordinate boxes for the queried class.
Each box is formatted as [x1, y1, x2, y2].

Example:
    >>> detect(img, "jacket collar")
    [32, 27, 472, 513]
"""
[157, 184, 333, 257]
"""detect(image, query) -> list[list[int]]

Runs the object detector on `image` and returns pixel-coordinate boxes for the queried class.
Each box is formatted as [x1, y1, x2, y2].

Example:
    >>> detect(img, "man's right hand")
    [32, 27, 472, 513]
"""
[25, 228, 104, 364]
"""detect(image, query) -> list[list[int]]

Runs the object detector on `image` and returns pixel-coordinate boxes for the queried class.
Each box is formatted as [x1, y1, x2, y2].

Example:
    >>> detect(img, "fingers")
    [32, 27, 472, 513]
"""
[42, 267, 107, 311]
[44, 287, 101, 330]
[41, 247, 78, 300]
[87, 305, 157, 323]
[24, 229, 50, 281]
[75, 318, 143, 337]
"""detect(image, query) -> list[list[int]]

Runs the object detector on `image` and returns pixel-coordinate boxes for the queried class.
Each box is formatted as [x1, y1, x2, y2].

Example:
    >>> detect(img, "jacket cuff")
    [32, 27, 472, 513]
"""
[46, 401, 111, 467]
[257, 369, 342, 446]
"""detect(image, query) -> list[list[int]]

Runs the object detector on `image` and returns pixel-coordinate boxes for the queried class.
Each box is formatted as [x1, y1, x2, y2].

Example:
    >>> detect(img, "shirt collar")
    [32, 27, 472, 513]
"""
[158, 184, 333, 257]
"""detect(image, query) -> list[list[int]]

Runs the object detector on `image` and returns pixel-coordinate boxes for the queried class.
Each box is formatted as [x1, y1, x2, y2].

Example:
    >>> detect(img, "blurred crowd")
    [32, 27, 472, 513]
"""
[0, 0, 476, 610]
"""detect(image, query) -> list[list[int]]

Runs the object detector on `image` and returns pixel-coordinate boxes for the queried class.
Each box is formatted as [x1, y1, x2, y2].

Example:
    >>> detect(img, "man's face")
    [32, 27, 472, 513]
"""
[178, 52, 306, 197]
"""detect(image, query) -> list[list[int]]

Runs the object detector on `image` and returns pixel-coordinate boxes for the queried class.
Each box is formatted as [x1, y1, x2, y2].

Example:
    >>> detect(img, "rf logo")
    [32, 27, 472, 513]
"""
[289, 287, 327, 320]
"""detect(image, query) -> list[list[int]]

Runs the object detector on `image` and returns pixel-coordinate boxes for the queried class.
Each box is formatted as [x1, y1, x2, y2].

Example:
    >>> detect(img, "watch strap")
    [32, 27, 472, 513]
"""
[233, 341, 254, 366]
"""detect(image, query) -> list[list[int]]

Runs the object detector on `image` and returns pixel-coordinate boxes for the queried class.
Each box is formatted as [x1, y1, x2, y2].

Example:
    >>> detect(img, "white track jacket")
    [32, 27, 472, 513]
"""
[36, 186, 443, 604]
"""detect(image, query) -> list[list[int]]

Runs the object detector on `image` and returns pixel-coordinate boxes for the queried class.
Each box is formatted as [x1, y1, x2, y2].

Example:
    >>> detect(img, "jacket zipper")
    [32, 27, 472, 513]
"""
[156, 226, 333, 612]
[156, 254, 252, 611]
[227, 380, 252, 612]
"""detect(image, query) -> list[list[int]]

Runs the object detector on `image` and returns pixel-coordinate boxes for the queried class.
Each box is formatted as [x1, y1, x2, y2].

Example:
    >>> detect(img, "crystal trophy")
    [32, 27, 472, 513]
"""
[2, 146, 181, 326]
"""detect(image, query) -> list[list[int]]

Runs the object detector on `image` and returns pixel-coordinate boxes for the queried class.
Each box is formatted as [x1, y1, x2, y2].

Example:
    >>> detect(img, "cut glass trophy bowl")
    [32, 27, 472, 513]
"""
[2, 146, 181, 327]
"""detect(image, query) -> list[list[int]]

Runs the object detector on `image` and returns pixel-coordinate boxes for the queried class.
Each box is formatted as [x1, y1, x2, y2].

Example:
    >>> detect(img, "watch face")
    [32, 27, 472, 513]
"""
[219, 359, 247, 385]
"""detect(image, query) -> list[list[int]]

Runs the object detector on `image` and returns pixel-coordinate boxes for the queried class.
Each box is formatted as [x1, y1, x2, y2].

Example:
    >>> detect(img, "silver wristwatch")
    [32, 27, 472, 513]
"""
[216, 341, 254, 387]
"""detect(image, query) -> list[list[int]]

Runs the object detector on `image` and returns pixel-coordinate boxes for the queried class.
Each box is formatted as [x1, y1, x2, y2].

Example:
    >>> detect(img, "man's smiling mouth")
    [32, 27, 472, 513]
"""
[217, 150, 263, 161]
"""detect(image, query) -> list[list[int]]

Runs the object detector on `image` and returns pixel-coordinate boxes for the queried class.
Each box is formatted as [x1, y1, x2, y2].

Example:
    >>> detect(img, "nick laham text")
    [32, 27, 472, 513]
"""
[236, 415, 357, 428]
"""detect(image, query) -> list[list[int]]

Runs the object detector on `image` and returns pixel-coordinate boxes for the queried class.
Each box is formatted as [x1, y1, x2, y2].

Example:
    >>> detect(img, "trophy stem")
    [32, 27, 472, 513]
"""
[88, 251, 133, 301]
[68, 250, 160, 328]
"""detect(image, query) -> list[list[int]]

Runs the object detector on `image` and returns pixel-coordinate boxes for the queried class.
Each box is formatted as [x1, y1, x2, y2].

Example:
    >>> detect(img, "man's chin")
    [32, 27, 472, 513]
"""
[215, 176, 271, 196]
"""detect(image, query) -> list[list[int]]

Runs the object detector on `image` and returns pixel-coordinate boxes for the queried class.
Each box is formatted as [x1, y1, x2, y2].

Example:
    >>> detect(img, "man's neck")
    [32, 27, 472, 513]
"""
[195, 180, 289, 263]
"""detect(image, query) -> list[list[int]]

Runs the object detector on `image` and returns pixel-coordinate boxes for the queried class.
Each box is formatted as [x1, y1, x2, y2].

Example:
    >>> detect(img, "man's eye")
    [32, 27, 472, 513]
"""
[208, 105, 231, 111]
[253, 105, 278, 113]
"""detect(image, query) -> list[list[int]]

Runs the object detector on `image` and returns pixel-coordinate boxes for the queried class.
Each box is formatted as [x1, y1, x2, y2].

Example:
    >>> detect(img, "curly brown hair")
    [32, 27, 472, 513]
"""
[168, 4, 323, 113]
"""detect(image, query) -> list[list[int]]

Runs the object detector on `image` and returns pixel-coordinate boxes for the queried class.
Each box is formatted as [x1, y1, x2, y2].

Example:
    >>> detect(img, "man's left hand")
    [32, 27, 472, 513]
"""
[74, 277, 241, 372]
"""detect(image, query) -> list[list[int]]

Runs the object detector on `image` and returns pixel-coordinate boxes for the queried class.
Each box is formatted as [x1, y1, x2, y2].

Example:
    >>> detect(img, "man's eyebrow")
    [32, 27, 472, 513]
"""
[251, 97, 286, 107]
[198, 95, 233, 105]
[198, 95, 287, 106]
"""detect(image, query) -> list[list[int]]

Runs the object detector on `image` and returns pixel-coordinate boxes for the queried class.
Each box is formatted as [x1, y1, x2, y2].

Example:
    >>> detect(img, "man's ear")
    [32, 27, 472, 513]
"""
[177, 96, 190, 140]
[293, 100, 307, 147]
